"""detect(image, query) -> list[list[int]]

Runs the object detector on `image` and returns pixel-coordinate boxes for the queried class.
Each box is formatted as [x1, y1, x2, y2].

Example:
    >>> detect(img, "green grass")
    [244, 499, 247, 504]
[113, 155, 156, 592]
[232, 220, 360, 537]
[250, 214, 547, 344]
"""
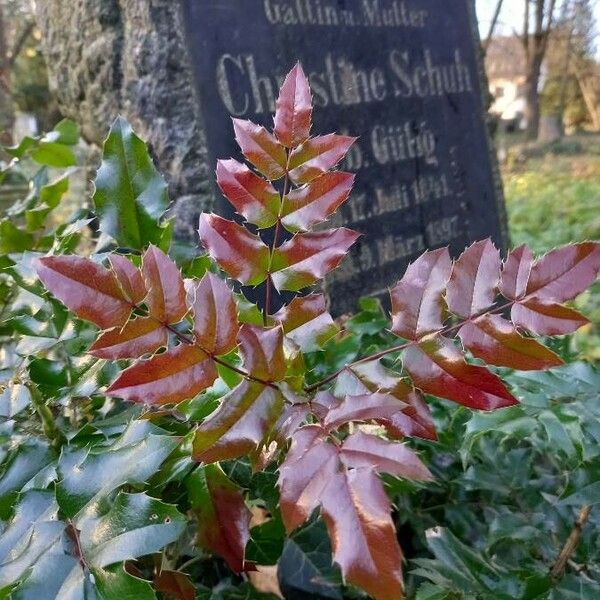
[503, 150, 600, 360]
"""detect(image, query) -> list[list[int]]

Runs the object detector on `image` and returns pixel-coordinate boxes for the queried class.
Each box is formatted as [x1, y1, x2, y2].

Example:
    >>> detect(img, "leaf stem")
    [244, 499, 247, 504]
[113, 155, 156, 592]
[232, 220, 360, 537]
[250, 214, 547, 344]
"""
[550, 505, 592, 580]
[304, 299, 516, 394]
[28, 383, 66, 451]
[263, 154, 291, 325]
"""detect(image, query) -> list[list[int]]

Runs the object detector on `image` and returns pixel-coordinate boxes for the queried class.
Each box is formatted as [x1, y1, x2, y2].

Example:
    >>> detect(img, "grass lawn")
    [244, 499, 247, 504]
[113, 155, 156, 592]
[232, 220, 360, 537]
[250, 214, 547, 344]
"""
[502, 135, 600, 360]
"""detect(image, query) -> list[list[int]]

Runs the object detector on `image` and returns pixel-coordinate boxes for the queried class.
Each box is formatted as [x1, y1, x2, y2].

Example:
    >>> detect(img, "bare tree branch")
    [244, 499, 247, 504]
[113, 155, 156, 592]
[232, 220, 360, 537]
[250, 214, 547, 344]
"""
[550, 505, 592, 580]
[484, 0, 506, 52]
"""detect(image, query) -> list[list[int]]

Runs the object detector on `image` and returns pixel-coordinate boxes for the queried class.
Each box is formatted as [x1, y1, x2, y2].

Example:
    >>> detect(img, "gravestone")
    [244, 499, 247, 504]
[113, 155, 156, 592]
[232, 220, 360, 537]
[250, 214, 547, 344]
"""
[181, 0, 509, 314]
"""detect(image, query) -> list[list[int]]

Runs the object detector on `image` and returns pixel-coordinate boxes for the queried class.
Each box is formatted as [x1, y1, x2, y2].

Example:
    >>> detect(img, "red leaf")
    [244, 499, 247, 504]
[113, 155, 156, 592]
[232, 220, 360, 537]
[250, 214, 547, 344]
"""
[36, 256, 131, 329]
[190, 272, 239, 356]
[274, 63, 312, 148]
[446, 240, 501, 318]
[273, 294, 338, 352]
[142, 245, 187, 324]
[499, 245, 533, 300]
[390, 248, 452, 340]
[89, 317, 167, 360]
[271, 228, 360, 292]
[187, 464, 251, 573]
[333, 362, 437, 440]
[402, 336, 518, 410]
[232, 118, 287, 180]
[238, 324, 286, 381]
[458, 314, 563, 370]
[321, 468, 404, 600]
[512, 299, 589, 335]
[278, 426, 408, 600]
[281, 171, 354, 233]
[525, 242, 600, 302]
[193, 380, 283, 463]
[154, 570, 196, 600]
[216, 159, 279, 229]
[198, 214, 270, 286]
[106, 345, 216, 406]
[340, 430, 432, 481]
[288, 134, 356, 184]
[109, 254, 146, 305]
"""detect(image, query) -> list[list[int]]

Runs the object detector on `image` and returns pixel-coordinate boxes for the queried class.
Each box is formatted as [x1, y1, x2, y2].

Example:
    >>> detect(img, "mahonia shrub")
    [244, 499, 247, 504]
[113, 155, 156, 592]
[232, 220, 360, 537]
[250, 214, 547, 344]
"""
[35, 64, 600, 600]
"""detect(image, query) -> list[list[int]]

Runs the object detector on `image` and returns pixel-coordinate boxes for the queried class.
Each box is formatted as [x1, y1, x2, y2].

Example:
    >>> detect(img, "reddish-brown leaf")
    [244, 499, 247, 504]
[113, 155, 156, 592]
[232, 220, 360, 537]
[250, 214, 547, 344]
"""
[109, 254, 146, 305]
[333, 362, 437, 440]
[288, 134, 356, 184]
[271, 228, 360, 292]
[142, 245, 188, 324]
[281, 171, 354, 233]
[198, 214, 270, 286]
[36, 256, 131, 329]
[193, 380, 284, 463]
[499, 245, 533, 300]
[278, 426, 407, 600]
[525, 242, 600, 302]
[89, 317, 167, 360]
[106, 344, 216, 406]
[512, 299, 590, 336]
[190, 272, 239, 356]
[402, 336, 518, 410]
[274, 62, 312, 148]
[446, 240, 501, 319]
[273, 294, 338, 352]
[458, 314, 563, 370]
[390, 248, 452, 340]
[238, 324, 286, 381]
[232, 118, 287, 180]
[340, 431, 432, 481]
[154, 570, 196, 600]
[216, 159, 279, 229]
[187, 464, 251, 573]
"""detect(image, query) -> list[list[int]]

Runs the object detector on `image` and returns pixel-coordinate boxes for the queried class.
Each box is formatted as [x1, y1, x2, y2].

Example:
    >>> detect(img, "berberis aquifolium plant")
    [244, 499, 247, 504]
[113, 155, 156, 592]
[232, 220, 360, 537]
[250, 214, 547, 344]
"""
[33, 64, 600, 600]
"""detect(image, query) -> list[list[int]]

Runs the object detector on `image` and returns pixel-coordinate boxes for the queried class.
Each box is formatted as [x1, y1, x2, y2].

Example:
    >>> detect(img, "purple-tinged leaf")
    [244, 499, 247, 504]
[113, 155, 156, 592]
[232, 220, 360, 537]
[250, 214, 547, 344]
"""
[512, 299, 590, 336]
[402, 336, 518, 411]
[288, 134, 356, 184]
[499, 245, 533, 300]
[238, 324, 286, 382]
[390, 248, 452, 340]
[271, 228, 360, 292]
[458, 314, 563, 370]
[274, 62, 312, 148]
[109, 254, 146, 305]
[232, 118, 287, 180]
[36, 256, 131, 329]
[446, 240, 501, 319]
[216, 159, 279, 229]
[198, 214, 270, 286]
[142, 245, 187, 324]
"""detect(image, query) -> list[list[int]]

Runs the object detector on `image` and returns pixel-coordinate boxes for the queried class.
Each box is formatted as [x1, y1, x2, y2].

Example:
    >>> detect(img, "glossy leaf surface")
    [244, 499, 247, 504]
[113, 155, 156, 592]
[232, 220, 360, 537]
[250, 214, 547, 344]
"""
[281, 171, 354, 233]
[142, 245, 188, 324]
[274, 63, 312, 148]
[190, 272, 239, 356]
[288, 134, 356, 184]
[232, 118, 287, 180]
[403, 337, 518, 410]
[199, 214, 270, 286]
[271, 228, 359, 292]
[216, 159, 279, 229]
[390, 248, 452, 340]
[238, 324, 286, 382]
[193, 380, 283, 464]
[458, 314, 563, 370]
[107, 345, 216, 406]
[446, 240, 501, 319]
[89, 317, 167, 360]
[499, 245, 533, 300]
[512, 299, 590, 336]
[93, 116, 170, 249]
[36, 256, 131, 329]
[187, 464, 251, 573]
[110, 254, 147, 304]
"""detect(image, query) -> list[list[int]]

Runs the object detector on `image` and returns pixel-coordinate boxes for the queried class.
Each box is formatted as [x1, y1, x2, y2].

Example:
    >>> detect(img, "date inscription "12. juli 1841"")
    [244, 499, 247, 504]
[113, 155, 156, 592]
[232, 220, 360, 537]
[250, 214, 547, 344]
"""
[182, 0, 508, 314]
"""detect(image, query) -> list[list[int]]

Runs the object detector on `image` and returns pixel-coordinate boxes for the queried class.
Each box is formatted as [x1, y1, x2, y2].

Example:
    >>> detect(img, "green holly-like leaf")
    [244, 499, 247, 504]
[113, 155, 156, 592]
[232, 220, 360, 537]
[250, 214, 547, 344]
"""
[93, 116, 171, 250]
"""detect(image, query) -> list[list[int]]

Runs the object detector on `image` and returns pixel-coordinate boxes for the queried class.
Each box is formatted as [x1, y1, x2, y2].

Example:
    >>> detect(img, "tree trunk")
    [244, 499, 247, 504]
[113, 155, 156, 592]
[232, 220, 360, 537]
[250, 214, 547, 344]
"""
[34, 0, 213, 240]
[524, 52, 544, 140]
